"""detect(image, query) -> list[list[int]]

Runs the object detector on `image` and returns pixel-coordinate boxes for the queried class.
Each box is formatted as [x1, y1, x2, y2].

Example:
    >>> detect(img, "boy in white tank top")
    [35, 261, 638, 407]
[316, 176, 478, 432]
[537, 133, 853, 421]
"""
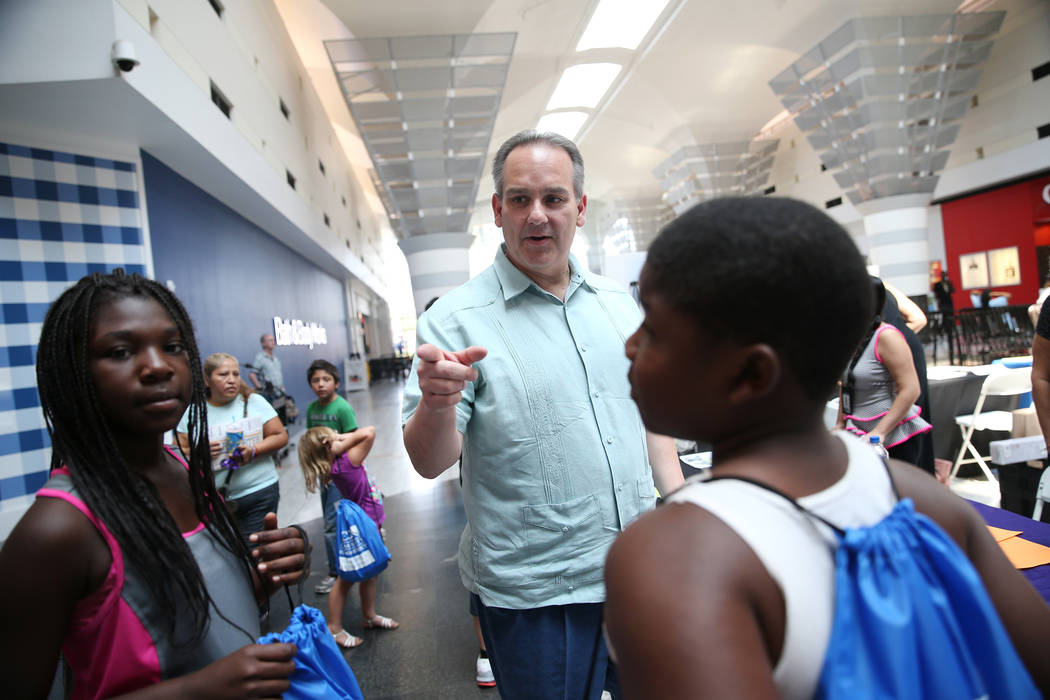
[603, 197, 1050, 699]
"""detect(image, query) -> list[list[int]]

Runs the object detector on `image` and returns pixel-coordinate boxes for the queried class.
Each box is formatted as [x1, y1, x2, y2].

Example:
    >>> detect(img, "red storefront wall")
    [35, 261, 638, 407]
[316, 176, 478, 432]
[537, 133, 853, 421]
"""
[940, 172, 1050, 310]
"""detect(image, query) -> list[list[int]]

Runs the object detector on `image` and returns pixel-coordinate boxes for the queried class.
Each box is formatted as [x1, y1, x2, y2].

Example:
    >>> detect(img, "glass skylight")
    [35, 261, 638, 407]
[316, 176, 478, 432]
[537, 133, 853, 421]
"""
[537, 111, 589, 141]
[576, 0, 672, 51]
[546, 63, 622, 110]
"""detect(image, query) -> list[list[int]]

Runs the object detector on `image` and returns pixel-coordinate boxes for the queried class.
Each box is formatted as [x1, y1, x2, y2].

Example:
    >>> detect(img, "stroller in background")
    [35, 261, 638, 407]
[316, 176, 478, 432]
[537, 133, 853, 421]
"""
[245, 363, 298, 427]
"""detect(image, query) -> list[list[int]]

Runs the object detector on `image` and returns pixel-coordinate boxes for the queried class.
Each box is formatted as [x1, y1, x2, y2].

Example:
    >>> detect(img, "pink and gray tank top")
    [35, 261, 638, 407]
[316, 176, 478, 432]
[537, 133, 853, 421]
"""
[37, 460, 260, 699]
[843, 323, 932, 448]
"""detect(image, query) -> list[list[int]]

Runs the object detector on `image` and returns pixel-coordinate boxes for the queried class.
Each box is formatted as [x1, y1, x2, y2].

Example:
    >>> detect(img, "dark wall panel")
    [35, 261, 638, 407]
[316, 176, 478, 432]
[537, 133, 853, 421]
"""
[143, 151, 348, 416]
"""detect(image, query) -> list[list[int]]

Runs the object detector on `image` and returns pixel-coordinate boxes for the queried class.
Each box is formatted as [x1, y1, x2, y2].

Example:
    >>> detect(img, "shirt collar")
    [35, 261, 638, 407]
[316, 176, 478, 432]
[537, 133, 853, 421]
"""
[493, 244, 589, 301]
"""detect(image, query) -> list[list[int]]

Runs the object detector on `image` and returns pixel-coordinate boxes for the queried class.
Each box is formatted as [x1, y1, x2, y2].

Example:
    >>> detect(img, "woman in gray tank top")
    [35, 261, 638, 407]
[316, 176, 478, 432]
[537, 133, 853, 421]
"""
[838, 278, 931, 464]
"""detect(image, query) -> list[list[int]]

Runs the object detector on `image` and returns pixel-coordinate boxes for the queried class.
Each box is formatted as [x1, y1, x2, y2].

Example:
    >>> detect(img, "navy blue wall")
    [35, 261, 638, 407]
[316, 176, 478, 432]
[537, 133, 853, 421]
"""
[143, 151, 348, 418]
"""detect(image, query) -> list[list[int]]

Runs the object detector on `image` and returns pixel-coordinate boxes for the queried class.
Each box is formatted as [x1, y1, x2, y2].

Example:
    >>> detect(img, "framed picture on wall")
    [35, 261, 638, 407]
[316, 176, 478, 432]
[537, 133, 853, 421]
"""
[988, 246, 1021, 286]
[959, 251, 989, 290]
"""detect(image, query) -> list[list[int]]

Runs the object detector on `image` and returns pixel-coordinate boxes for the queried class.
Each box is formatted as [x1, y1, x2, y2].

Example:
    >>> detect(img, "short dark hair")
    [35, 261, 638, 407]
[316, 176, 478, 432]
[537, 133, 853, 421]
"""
[260, 333, 272, 344]
[307, 358, 340, 385]
[492, 129, 584, 199]
[644, 197, 872, 401]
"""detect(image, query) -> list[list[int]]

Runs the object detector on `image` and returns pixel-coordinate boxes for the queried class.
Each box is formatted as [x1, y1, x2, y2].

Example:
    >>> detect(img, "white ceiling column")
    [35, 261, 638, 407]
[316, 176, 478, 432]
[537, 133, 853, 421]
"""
[858, 194, 934, 295]
[398, 232, 475, 316]
[771, 12, 1006, 295]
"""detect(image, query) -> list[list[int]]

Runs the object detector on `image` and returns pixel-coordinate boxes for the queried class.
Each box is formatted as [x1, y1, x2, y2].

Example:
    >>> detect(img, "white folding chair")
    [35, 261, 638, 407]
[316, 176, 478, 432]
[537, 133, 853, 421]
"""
[950, 367, 1033, 483]
[1034, 465, 1050, 520]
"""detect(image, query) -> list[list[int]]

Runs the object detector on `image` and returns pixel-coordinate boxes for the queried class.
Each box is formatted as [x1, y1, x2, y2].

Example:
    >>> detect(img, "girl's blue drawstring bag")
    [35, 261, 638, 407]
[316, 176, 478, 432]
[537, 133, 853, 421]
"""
[336, 498, 391, 582]
[258, 604, 364, 700]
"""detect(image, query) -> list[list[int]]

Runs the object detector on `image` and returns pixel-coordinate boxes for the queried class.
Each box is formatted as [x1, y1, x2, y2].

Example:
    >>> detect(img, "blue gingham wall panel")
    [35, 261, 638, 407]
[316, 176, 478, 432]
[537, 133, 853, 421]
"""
[0, 142, 147, 539]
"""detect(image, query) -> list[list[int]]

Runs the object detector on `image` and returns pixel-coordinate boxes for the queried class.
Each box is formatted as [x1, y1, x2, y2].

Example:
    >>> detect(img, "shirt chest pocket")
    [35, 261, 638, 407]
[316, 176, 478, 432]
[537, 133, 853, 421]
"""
[521, 494, 608, 584]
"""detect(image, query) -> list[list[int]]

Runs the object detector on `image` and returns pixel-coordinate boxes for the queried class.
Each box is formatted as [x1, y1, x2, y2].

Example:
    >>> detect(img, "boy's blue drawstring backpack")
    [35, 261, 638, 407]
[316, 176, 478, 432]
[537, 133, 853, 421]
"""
[336, 498, 391, 582]
[258, 605, 364, 700]
[708, 464, 1040, 699]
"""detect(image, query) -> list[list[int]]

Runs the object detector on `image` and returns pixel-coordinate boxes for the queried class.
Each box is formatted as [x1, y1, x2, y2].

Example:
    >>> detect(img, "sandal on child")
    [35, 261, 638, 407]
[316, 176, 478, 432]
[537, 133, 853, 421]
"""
[332, 629, 363, 648]
[363, 615, 400, 630]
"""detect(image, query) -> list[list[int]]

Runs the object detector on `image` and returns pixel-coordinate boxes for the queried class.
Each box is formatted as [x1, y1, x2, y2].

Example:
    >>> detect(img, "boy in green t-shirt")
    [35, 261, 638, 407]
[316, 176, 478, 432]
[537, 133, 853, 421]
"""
[305, 359, 359, 594]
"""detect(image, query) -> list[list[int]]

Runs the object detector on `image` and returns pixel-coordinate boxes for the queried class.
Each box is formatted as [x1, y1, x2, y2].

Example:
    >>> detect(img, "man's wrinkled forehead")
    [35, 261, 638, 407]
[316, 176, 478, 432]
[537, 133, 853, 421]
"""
[500, 145, 575, 192]
[502, 184, 573, 198]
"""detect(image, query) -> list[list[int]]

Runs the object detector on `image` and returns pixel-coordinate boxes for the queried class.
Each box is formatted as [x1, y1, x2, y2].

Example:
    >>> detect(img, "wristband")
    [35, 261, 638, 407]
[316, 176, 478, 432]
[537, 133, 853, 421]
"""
[250, 444, 257, 462]
[286, 523, 311, 591]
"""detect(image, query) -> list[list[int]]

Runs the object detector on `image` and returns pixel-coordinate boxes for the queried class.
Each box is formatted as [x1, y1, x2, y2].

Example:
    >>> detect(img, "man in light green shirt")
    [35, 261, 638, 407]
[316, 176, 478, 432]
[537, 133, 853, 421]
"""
[402, 130, 682, 700]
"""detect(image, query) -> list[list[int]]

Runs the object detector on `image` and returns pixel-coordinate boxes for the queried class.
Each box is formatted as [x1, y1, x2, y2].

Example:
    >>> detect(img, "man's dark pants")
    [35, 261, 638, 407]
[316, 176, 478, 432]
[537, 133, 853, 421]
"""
[472, 593, 620, 700]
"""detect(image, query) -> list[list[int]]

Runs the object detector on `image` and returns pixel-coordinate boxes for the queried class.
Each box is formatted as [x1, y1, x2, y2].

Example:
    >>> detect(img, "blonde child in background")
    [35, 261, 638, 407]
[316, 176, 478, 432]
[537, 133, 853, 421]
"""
[299, 425, 400, 648]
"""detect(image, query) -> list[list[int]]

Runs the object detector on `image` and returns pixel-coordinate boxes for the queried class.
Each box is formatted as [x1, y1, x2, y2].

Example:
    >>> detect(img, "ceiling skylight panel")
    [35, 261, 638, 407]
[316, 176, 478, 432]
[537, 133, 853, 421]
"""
[546, 63, 622, 110]
[576, 0, 672, 51]
[537, 111, 589, 140]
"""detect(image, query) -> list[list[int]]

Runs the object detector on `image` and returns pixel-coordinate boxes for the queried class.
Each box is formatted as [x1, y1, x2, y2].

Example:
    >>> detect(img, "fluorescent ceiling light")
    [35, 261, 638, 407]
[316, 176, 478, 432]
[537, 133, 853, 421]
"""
[576, 0, 672, 51]
[537, 111, 589, 141]
[546, 63, 622, 110]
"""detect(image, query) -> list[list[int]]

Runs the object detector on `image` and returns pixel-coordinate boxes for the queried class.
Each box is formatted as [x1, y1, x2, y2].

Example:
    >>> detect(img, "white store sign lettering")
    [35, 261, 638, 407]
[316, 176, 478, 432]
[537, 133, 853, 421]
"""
[273, 315, 328, 349]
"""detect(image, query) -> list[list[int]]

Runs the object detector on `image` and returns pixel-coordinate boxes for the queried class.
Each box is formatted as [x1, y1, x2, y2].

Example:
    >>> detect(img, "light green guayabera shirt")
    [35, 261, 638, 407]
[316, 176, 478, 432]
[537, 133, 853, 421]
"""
[402, 245, 656, 609]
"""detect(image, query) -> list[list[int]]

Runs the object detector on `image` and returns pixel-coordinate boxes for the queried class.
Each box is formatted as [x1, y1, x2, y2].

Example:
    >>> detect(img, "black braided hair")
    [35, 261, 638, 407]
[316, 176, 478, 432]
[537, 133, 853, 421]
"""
[35, 269, 256, 646]
[843, 277, 887, 413]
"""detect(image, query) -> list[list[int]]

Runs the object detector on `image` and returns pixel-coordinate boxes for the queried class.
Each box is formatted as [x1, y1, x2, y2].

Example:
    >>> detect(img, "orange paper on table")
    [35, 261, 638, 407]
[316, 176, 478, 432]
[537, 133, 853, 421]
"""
[986, 525, 1022, 543]
[997, 536, 1050, 569]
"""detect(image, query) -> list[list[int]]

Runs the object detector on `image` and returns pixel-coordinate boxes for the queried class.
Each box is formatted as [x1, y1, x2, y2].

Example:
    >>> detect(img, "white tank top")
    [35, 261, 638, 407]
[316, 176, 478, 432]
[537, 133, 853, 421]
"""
[667, 431, 896, 699]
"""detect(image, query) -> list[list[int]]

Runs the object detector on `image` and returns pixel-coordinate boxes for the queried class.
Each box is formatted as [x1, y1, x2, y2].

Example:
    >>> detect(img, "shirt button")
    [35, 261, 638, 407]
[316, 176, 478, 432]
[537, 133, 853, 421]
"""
[606, 437, 613, 444]
[580, 345, 587, 352]
[593, 392, 599, 398]
[562, 526, 569, 532]
[617, 483, 624, 491]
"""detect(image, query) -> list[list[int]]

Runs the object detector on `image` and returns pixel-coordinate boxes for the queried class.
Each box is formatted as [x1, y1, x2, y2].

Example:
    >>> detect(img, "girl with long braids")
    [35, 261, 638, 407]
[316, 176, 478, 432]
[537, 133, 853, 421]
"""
[837, 277, 932, 465]
[0, 270, 307, 698]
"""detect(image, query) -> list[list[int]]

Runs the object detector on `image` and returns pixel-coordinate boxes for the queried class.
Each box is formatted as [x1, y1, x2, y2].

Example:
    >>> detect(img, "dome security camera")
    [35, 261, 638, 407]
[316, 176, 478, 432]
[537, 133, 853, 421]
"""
[112, 40, 139, 72]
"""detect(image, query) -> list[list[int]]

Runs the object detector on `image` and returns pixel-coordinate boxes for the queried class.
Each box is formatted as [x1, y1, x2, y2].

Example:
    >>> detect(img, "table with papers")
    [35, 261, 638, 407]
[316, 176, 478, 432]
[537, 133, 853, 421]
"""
[969, 499, 1050, 604]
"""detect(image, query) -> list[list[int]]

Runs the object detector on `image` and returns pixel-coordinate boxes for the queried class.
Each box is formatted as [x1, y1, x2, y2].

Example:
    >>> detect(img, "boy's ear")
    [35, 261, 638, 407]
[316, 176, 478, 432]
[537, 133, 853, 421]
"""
[726, 344, 781, 407]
